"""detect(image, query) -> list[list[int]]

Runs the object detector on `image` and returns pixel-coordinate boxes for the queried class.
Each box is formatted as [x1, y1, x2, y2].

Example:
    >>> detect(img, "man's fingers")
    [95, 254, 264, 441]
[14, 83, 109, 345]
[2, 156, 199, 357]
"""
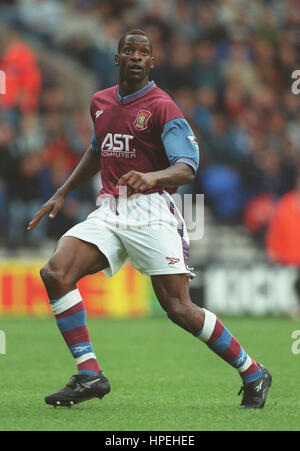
[116, 171, 136, 187]
[116, 171, 152, 194]
[116, 173, 150, 194]
[27, 204, 52, 230]
[116, 174, 129, 186]
[136, 183, 147, 192]
[49, 205, 60, 218]
[131, 179, 144, 191]
[27, 214, 41, 231]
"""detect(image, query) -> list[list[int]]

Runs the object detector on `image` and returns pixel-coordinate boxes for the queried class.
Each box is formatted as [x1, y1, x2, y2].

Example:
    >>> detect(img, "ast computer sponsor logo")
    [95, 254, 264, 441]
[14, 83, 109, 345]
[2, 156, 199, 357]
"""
[101, 133, 136, 158]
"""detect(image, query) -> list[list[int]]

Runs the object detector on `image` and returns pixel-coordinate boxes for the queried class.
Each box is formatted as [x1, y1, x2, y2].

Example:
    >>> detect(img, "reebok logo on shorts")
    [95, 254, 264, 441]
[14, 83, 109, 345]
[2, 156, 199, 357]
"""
[166, 257, 180, 265]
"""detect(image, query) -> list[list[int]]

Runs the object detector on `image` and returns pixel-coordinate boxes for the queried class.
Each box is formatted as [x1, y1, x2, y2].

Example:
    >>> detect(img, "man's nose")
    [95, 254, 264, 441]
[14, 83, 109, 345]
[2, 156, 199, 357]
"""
[131, 50, 142, 61]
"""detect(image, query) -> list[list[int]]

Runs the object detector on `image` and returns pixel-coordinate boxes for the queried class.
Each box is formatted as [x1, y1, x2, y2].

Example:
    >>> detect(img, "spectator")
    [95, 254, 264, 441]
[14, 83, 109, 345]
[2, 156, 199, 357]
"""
[14, 0, 64, 44]
[266, 177, 300, 316]
[266, 178, 300, 266]
[0, 28, 41, 126]
[4, 149, 50, 253]
[192, 40, 222, 90]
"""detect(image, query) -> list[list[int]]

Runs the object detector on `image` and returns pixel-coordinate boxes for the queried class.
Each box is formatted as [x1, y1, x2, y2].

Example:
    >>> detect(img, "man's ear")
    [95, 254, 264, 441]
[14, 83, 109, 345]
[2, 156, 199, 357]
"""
[150, 56, 155, 70]
[115, 54, 120, 66]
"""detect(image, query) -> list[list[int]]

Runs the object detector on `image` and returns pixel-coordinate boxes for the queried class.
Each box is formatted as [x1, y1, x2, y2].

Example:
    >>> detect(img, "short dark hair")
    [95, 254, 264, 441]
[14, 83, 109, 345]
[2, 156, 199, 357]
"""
[117, 29, 152, 54]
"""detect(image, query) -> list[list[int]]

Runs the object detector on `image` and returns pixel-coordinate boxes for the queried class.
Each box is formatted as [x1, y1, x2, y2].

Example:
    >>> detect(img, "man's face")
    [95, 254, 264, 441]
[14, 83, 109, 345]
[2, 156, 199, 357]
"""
[115, 34, 154, 83]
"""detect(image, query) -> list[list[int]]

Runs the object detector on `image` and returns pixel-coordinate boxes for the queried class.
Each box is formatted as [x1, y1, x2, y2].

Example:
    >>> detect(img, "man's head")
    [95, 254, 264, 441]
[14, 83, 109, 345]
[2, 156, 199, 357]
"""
[115, 29, 154, 84]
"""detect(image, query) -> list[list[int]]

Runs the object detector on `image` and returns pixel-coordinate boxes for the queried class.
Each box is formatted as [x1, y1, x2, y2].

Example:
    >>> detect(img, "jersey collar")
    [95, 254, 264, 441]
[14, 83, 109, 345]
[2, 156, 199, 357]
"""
[116, 81, 156, 104]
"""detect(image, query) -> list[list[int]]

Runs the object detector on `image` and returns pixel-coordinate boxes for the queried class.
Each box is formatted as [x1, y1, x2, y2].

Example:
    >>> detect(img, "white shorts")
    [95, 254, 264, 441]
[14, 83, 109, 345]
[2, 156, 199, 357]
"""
[62, 191, 194, 279]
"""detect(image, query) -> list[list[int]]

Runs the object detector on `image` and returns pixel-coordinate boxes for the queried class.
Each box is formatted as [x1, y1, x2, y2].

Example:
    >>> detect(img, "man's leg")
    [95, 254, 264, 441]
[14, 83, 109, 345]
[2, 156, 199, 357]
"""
[40, 236, 109, 376]
[151, 273, 204, 334]
[151, 273, 271, 408]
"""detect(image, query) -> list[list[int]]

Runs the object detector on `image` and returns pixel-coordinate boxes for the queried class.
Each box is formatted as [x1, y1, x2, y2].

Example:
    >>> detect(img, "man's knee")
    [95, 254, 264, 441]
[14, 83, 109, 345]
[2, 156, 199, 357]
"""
[162, 296, 189, 323]
[40, 262, 60, 288]
[40, 260, 75, 293]
[159, 294, 205, 334]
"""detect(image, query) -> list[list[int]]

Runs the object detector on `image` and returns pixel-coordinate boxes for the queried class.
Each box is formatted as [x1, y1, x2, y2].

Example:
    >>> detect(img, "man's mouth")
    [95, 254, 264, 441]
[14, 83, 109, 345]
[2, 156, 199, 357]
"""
[128, 65, 144, 73]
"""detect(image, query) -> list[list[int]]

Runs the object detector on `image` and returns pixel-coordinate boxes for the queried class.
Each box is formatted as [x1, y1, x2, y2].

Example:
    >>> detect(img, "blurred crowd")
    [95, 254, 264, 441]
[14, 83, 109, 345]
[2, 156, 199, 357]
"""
[0, 0, 300, 254]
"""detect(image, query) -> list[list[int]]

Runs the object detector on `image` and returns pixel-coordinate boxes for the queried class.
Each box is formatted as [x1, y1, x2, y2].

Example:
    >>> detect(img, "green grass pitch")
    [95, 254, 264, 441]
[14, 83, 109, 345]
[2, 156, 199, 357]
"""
[0, 315, 299, 431]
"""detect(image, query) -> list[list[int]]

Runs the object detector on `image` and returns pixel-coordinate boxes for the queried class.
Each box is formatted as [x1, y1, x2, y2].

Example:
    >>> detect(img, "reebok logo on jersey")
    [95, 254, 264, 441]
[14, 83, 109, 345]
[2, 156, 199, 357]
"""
[95, 110, 104, 118]
[166, 257, 180, 265]
[134, 110, 151, 130]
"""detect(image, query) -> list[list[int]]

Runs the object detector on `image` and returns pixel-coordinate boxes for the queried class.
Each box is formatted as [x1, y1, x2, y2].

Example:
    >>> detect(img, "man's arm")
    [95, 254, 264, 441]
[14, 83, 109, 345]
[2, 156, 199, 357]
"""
[57, 145, 100, 197]
[117, 115, 199, 193]
[27, 145, 100, 231]
[116, 162, 194, 193]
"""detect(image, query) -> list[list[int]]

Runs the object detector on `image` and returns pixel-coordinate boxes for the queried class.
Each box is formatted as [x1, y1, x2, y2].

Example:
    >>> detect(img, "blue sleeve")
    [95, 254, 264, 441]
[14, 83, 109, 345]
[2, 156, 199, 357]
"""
[161, 118, 199, 173]
[91, 126, 100, 152]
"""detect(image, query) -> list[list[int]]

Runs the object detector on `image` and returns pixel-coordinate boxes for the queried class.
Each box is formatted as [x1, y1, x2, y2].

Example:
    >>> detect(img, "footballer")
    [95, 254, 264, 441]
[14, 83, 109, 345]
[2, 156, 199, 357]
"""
[28, 29, 271, 409]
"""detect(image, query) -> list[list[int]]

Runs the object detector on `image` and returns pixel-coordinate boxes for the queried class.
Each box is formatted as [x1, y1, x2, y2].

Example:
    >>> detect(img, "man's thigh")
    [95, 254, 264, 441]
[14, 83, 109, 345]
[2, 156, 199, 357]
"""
[62, 215, 128, 278]
[117, 225, 192, 278]
[48, 236, 109, 281]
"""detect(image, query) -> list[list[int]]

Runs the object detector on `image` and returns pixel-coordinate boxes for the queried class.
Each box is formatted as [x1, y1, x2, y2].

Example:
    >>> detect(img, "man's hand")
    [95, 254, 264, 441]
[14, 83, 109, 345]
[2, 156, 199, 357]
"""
[116, 170, 158, 194]
[27, 145, 101, 231]
[27, 190, 65, 231]
[116, 163, 195, 194]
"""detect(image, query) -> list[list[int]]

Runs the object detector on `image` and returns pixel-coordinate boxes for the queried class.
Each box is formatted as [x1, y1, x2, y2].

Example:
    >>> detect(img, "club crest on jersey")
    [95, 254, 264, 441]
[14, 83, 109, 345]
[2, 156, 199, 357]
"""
[134, 110, 151, 130]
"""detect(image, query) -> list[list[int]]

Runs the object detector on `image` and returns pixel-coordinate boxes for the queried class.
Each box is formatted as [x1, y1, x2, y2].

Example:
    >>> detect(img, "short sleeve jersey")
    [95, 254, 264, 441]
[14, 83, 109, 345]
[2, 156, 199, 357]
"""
[90, 81, 199, 197]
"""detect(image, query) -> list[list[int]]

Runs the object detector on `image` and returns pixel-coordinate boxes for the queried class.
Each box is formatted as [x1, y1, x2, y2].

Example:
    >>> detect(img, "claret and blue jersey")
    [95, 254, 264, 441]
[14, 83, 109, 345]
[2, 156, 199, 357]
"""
[90, 80, 199, 196]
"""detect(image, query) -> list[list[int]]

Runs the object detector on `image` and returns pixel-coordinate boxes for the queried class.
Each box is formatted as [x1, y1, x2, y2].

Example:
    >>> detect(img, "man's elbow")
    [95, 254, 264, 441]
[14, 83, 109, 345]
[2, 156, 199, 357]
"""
[184, 165, 196, 184]
[174, 162, 197, 184]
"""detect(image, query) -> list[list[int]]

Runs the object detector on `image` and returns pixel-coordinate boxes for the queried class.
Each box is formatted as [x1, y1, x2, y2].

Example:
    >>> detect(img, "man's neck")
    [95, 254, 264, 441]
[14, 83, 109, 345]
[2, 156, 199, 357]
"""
[118, 78, 149, 98]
